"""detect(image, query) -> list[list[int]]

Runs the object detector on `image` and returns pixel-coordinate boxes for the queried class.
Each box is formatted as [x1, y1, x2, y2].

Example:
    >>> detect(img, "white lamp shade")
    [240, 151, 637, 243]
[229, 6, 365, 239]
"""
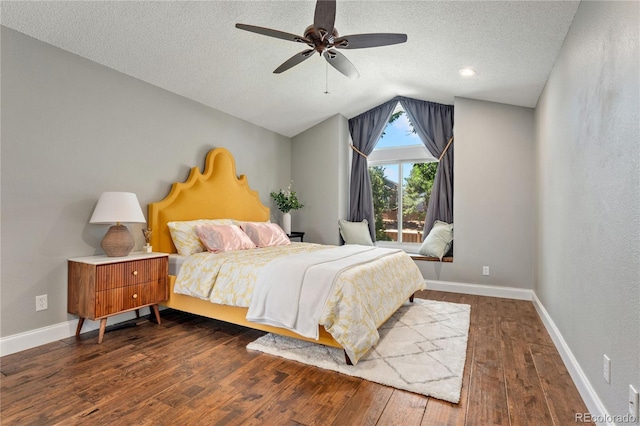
[89, 192, 146, 224]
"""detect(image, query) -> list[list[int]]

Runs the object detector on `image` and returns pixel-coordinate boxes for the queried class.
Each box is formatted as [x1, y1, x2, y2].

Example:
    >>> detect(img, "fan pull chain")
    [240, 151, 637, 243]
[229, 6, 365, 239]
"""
[324, 61, 330, 94]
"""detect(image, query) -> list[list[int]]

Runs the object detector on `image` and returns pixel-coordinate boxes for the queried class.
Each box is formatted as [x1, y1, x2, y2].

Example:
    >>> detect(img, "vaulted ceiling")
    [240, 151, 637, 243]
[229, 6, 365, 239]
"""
[1, 1, 580, 137]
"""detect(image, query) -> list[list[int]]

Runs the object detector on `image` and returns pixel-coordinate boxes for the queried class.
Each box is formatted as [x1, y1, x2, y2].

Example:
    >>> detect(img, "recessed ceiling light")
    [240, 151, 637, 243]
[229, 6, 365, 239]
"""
[459, 68, 476, 77]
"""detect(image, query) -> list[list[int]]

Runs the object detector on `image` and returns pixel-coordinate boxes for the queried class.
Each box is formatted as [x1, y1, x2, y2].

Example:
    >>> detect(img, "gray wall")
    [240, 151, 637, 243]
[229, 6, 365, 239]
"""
[415, 97, 536, 289]
[1, 27, 292, 337]
[535, 0, 640, 418]
[291, 114, 350, 245]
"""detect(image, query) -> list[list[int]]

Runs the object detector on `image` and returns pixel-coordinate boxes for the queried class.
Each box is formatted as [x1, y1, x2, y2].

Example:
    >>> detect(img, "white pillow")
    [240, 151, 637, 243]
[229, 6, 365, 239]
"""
[168, 219, 234, 256]
[338, 219, 374, 246]
[419, 221, 453, 260]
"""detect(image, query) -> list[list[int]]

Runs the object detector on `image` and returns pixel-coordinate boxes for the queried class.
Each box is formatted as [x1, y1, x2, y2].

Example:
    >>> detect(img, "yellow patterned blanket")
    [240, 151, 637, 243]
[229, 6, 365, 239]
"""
[174, 243, 426, 363]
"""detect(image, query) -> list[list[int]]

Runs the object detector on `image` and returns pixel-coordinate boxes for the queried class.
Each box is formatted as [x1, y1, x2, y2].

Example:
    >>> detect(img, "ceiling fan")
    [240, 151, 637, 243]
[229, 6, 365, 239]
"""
[235, 0, 407, 79]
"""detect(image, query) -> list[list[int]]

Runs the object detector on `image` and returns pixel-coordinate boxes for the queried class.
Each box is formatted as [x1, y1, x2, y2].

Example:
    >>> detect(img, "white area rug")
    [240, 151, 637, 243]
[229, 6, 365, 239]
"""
[247, 299, 471, 403]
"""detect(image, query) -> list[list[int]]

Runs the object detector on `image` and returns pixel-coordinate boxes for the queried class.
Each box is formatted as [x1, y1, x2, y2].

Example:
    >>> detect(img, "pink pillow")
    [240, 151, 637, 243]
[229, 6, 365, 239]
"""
[241, 222, 291, 248]
[195, 224, 256, 253]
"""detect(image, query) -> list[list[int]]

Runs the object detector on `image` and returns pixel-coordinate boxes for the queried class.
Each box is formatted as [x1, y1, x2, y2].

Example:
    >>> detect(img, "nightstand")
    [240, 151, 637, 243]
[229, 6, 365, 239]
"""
[68, 252, 169, 343]
[288, 231, 305, 242]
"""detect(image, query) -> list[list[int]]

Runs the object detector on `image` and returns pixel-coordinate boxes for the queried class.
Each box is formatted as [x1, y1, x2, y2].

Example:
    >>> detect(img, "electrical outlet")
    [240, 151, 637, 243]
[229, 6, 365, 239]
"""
[630, 385, 639, 419]
[36, 294, 48, 311]
[482, 266, 490, 276]
[603, 354, 611, 384]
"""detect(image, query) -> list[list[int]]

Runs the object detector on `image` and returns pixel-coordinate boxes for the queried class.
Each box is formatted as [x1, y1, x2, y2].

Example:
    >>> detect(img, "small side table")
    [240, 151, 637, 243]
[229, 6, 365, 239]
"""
[288, 231, 305, 242]
[68, 252, 169, 343]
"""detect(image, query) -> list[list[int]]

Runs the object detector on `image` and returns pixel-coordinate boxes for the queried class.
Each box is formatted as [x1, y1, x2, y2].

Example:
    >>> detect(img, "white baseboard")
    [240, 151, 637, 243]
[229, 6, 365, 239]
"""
[426, 279, 609, 425]
[425, 279, 533, 300]
[0, 307, 154, 357]
[2, 281, 531, 356]
[531, 294, 612, 426]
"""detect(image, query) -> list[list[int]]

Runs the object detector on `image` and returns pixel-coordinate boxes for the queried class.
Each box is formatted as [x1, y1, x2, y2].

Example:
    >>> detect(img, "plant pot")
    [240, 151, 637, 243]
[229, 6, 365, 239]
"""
[282, 212, 291, 235]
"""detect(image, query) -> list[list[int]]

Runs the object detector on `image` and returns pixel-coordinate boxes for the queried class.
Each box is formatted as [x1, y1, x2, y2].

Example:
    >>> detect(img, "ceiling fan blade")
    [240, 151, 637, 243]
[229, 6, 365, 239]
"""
[314, 0, 336, 39]
[235, 23, 310, 44]
[274, 49, 316, 74]
[323, 50, 359, 79]
[334, 33, 408, 49]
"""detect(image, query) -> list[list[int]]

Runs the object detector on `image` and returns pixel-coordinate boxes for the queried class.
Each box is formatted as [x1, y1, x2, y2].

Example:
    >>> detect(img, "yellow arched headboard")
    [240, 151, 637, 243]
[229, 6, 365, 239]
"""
[148, 148, 270, 253]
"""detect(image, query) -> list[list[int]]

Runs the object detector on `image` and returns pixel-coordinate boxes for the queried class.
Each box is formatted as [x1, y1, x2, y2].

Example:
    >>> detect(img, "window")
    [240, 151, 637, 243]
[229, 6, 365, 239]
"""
[368, 104, 438, 245]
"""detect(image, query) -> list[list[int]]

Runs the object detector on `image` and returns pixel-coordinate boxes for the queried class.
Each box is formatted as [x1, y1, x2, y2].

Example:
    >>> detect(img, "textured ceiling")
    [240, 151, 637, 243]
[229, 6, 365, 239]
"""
[1, 1, 579, 137]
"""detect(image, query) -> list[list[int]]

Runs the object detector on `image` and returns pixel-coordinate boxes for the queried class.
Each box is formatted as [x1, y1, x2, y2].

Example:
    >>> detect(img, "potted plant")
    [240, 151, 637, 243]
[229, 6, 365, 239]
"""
[270, 182, 303, 234]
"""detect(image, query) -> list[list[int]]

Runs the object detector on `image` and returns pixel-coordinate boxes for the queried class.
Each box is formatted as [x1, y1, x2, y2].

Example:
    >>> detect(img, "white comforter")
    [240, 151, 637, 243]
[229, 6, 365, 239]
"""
[246, 245, 401, 340]
[173, 243, 426, 363]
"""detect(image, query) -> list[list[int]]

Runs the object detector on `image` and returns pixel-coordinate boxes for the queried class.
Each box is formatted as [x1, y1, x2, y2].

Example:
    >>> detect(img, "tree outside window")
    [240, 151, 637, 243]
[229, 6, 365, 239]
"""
[368, 108, 438, 243]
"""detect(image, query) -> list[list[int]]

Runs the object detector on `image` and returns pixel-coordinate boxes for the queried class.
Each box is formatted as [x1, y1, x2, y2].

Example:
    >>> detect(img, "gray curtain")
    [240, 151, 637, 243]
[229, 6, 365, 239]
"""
[348, 99, 397, 241]
[399, 97, 454, 238]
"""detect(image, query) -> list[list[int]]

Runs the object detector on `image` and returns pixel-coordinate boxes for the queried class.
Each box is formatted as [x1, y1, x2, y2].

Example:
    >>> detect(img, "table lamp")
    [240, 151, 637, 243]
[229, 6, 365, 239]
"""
[90, 192, 146, 257]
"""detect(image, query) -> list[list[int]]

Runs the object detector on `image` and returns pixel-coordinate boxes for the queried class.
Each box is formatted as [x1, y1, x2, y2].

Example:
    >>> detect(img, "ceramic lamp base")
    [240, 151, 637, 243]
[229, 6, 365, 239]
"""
[101, 224, 135, 257]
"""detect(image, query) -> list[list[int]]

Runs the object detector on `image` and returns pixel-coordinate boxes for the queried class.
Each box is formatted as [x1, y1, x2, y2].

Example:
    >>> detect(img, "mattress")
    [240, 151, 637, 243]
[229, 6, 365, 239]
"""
[168, 253, 187, 276]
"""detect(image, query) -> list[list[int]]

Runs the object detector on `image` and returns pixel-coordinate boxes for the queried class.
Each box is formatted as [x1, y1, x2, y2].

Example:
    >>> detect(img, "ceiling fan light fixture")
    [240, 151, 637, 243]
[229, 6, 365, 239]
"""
[459, 68, 477, 77]
[235, 0, 407, 78]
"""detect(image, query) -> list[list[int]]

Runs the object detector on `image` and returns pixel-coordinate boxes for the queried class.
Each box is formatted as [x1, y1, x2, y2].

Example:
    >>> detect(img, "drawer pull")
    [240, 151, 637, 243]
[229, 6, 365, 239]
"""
[132, 270, 138, 276]
[132, 294, 138, 299]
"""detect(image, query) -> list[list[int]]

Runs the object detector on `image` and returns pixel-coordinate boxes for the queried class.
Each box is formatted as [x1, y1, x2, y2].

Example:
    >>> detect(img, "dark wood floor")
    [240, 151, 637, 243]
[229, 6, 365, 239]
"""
[1, 290, 591, 425]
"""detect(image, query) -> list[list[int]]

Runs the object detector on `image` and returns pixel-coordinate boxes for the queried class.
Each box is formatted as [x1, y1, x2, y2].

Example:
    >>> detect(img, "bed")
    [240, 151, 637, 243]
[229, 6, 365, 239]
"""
[148, 147, 426, 364]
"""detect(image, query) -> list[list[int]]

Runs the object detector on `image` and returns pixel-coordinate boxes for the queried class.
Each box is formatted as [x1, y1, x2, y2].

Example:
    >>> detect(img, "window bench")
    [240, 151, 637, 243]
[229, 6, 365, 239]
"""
[407, 253, 453, 262]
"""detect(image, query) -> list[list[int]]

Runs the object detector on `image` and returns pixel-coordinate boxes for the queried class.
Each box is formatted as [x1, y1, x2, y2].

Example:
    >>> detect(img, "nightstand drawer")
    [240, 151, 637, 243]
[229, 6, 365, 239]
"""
[95, 257, 167, 291]
[95, 279, 167, 318]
